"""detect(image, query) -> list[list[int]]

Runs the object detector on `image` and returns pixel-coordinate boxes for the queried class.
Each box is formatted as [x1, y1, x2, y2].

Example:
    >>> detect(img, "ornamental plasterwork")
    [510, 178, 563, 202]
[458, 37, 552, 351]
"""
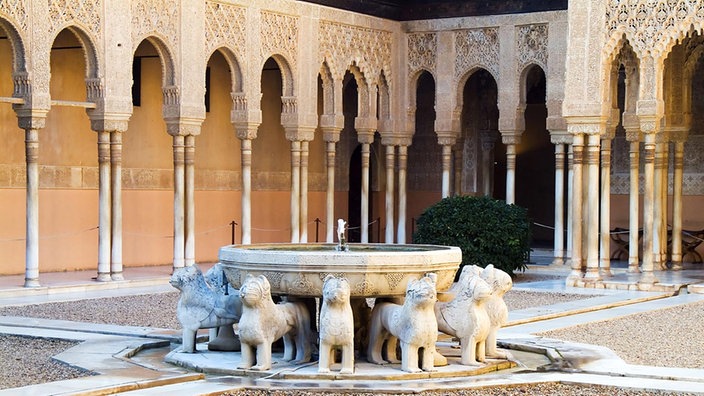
[0, 0, 27, 32]
[131, 0, 179, 50]
[49, 0, 101, 39]
[318, 20, 392, 81]
[455, 28, 499, 80]
[606, 0, 704, 56]
[407, 32, 437, 75]
[204, 1, 246, 58]
[516, 24, 547, 72]
[260, 10, 298, 68]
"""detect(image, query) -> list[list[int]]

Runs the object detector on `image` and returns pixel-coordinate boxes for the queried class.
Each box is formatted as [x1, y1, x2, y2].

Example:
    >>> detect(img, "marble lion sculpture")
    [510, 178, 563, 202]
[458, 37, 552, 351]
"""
[203, 263, 243, 351]
[480, 264, 512, 359]
[169, 264, 242, 353]
[237, 274, 313, 371]
[318, 275, 355, 374]
[367, 274, 439, 373]
[434, 265, 492, 366]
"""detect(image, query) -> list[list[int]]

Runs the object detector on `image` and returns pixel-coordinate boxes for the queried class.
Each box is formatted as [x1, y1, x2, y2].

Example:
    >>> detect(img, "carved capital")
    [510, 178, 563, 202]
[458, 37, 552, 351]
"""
[285, 126, 316, 142]
[166, 117, 204, 137]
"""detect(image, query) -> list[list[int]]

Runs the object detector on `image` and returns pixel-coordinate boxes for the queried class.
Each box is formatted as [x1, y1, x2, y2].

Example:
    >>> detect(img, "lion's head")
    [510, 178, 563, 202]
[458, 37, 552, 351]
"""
[322, 275, 350, 305]
[239, 274, 272, 307]
[405, 275, 437, 308]
[169, 265, 202, 291]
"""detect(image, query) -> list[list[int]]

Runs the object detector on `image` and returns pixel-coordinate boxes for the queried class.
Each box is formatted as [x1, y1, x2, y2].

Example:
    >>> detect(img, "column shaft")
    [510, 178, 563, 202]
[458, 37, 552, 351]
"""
[361, 143, 370, 243]
[569, 135, 584, 280]
[671, 141, 684, 269]
[385, 145, 395, 243]
[241, 139, 252, 244]
[111, 131, 123, 280]
[300, 141, 309, 243]
[585, 133, 601, 280]
[506, 144, 516, 204]
[599, 138, 612, 276]
[441, 144, 451, 198]
[628, 140, 641, 272]
[290, 141, 301, 243]
[640, 133, 657, 284]
[553, 143, 565, 265]
[566, 145, 573, 263]
[173, 135, 185, 269]
[397, 145, 408, 243]
[326, 142, 336, 243]
[24, 128, 40, 287]
[97, 130, 112, 281]
[184, 135, 195, 266]
[652, 142, 664, 268]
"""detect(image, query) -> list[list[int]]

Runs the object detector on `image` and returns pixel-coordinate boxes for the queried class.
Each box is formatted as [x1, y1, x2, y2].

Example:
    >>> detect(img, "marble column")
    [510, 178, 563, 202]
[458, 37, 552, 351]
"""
[300, 141, 309, 243]
[584, 132, 601, 281]
[505, 142, 516, 204]
[480, 131, 496, 196]
[566, 145, 573, 265]
[184, 134, 195, 266]
[626, 132, 641, 273]
[599, 137, 613, 277]
[568, 134, 584, 280]
[397, 144, 408, 243]
[671, 138, 685, 270]
[384, 144, 395, 243]
[290, 140, 301, 243]
[553, 142, 566, 266]
[97, 130, 112, 281]
[241, 138, 252, 244]
[639, 130, 657, 284]
[659, 140, 669, 268]
[441, 143, 452, 198]
[24, 127, 41, 287]
[651, 141, 664, 269]
[360, 142, 370, 243]
[453, 144, 463, 196]
[172, 135, 185, 269]
[110, 131, 123, 280]
[325, 141, 336, 243]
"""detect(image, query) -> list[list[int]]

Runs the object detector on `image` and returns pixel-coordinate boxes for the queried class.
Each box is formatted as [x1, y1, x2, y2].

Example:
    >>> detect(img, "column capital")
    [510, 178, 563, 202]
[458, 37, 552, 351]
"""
[15, 108, 48, 130]
[500, 131, 522, 145]
[89, 114, 130, 133]
[668, 127, 690, 143]
[565, 116, 607, 136]
[234, 122, 259, 140]
[166, 117, 204, 137]
[549, 130, 571, 145]
[284, 125, 316, 142]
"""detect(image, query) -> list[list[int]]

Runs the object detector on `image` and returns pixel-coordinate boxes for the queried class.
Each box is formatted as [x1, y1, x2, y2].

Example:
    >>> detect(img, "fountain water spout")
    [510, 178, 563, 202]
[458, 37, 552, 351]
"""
[336, 218, 349, 252]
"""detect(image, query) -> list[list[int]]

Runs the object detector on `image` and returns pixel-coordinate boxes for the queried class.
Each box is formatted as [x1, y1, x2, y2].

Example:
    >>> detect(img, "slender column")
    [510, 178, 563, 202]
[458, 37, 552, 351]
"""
[566, 145, 573, 264]
[325, 141, 336, 243]
[671, 139, 685, 270]
[24, 128, 40, 287]
[241, 138, 252, 244]
[652, 141, 664, 269]
[110, 131, 123, 280]
[584, 133, 601, 281]
[627, 137, 641, 272]
[290, 140, 301, 243]
[505, 143, 516, 204]
[453, 144, 463, 196]
[300, 141, 309, 243]
[397, 145, 408, 243]
[599, 138, 612, 276]
[184, 135, 195, 266]
[480, 131, 496, 196]
[360, 143, 370, 243]
[384, 144, 395, 243]
[640, 131, 657, 284]
[568, 134, 584, 280]
[441, 144, 452, 198]
[97, 130, 112, 281]
[660, 141, 669, 267]
[553, 143, 565, 265]
[172, 135, 185, 269]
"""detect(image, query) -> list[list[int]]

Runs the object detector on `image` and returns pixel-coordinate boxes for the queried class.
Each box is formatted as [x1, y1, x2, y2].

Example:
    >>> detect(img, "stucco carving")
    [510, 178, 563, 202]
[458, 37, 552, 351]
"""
[0, 0, 27, 33]
[204, 1, 246, 57]
[455, 28, 499, 80]
[49, 0, 102, 39]
[407, 32, 437, 75]
[260, 11, 298, 68]
[131, 0, 178, 50]
[516, 24, 548, 72]
[318, 20, 392, 81]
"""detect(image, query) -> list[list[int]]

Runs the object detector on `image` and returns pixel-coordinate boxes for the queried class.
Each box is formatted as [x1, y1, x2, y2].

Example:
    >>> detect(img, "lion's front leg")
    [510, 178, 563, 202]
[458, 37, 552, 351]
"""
[340, 343, 354, 374]
[421, 344, 437, 372]
[282, 333, 295, 361]
[252, 342, 272, 371]
[181, 328, 197, 353]
[238, 343, 255, 369]
[318, 341, 332, 373]
[459, 336, 481, 366]
[400, 341, 421, 373]
[476, 339, 486, 363]
[384, 336, 400, 364]
[485, 329, 506, 359]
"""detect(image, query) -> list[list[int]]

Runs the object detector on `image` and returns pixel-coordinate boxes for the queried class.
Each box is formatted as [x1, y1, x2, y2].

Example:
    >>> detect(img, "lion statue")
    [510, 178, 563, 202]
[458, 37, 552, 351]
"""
[318, 275, 355, 374]
[480, 264, 512, 359]
[434, 265, 492, 366]
[367, 274, 438, 373]
[169, 264, 241, 353]
[237, 274, 313, 371]
[203, 263, 242, 351]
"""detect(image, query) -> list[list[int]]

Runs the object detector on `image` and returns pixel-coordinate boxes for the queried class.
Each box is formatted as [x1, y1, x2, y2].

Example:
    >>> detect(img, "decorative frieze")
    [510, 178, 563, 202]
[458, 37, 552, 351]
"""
[260, 10, 298, 68]
[318, 20, 392, 80]
[407, 32, 437, 75]
[131, 0, 178, 49]
[49, 0, 101, 39]
[455, 28, 499, 80]
[516, 24, 548, 72]
[0, 0, 27, 32]
[204, 1, 246, 56]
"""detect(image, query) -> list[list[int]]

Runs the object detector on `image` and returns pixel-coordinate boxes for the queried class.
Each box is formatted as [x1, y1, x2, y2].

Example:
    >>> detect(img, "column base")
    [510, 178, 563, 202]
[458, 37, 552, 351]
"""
[111, 272, 124, 281]
[637, 272, 658, 285]
[583, 270, 601, 281]
[671, 261, 683, 271]
[599, 268, 613, 278]
[24, 278, 40, 288]
[627, 259, 641, 273]
[551, 257, 564, 266]
[96, 273, 112, 282]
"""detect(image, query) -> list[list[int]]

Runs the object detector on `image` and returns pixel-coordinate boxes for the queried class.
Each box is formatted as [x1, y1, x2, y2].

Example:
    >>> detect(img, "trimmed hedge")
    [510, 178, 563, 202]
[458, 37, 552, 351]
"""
[412, 195, 531, 276]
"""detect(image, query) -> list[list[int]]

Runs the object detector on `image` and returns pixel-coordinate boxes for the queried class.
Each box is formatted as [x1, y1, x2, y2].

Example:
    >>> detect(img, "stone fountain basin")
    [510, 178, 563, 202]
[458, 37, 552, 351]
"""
[219, 243, 461, 297]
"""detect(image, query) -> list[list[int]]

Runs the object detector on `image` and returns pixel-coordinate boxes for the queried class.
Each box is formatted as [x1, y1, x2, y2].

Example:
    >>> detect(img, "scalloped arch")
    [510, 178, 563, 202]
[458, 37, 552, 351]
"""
[52, 24, 100, 79]
[208, 46, 243, 93]
[0, 17, 26, 73]
[264, 53, 294, 97]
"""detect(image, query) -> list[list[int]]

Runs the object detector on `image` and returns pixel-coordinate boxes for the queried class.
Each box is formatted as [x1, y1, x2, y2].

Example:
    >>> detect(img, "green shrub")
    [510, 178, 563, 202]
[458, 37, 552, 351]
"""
[413, 195, 531, 276]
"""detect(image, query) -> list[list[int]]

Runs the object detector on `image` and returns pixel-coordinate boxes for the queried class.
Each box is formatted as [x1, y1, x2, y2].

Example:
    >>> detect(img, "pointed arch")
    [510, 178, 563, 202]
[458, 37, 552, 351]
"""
[455, 67, 499, 115]
[134, 35, 176, 87]
[52, 25, 100, 80]
[319, 60, 335, 117]
[209, 47, 243, 93]
[265, 54, 294, 97]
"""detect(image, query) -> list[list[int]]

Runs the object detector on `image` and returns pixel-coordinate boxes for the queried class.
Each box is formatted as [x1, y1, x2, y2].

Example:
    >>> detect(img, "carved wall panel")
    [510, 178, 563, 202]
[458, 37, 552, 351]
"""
[318, 20, 392, 81]
[455, 27, 499, 81]
[260, 10, 298, 68]
[516, 24, 547, 72]
[204, 1, 246, 58]
[49, 0, 102, 39]
[131, 0, 179, 50]
[0, 0, 27, 33]
[407, 32, 436, 76]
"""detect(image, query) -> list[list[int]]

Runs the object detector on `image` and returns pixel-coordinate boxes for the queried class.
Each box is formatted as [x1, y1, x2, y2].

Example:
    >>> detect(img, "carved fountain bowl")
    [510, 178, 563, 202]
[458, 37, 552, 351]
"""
[219, 243, 461, 297]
